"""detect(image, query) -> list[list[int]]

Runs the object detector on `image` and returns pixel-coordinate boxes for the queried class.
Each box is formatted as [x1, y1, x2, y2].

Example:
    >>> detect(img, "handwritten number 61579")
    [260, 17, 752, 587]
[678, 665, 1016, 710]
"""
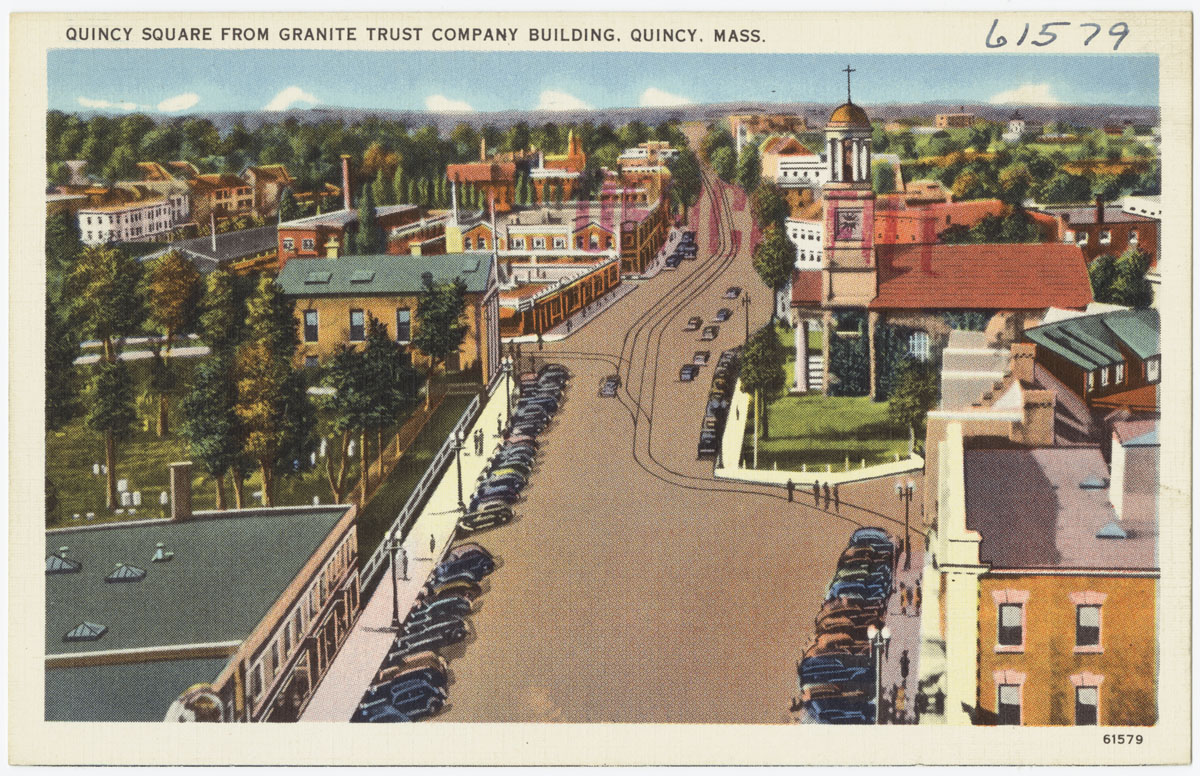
[986, 20, 1130, 50]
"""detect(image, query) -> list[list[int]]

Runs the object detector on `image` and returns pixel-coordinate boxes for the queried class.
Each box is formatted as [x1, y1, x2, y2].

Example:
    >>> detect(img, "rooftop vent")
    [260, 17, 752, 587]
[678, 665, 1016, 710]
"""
[63, 622, 107, 643]
[1079, 475, 1108, 489]
[105, 563, 147, 583]
[1096, 521, 1128, 539]
[46, 546, 82, 575]
[304, 270, 332, 285]
[151, 542, 174, 563]
[349, 270, 375, 284]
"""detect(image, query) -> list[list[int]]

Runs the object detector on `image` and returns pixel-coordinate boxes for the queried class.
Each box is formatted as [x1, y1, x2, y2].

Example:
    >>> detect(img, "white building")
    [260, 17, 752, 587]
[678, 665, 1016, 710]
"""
[1001, 111, 1027, 143]
[618, 141, 679, 164]
[785, 215, 823, 271]
[1120, 193, 1162, 219]
[77, 192, 190, 245]
[776, 155, 829, 187]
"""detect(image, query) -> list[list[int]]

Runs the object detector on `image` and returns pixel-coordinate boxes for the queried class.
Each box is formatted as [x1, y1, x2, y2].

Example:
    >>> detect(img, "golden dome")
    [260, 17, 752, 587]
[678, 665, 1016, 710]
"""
[828, 102, 871, 128]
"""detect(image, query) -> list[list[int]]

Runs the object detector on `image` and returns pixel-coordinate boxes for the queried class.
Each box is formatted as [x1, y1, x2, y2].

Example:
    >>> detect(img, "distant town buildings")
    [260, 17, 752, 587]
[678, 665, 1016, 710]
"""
[1031, 199, 1159, 268]
[935, 111, 975, 129]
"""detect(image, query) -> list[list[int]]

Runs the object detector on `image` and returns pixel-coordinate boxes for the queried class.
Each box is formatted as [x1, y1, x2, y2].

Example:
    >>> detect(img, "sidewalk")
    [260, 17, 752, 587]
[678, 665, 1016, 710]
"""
[503, 281, 639, 345]
[877, 545, 925, 724]
[300, 384, 513, 721]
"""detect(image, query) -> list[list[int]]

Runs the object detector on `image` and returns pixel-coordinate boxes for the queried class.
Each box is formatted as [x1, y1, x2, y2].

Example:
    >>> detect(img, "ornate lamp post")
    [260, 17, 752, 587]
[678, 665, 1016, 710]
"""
[867, 623, 892, 725]
[502, 356, 514, 425]
[896, 480, 915, 570]
[384, 531, 404, 630]
[453, 430, 466, 513]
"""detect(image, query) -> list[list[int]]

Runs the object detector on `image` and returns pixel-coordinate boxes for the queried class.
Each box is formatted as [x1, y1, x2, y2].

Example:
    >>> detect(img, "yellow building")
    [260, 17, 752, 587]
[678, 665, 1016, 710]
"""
[275, 252, 500, 385]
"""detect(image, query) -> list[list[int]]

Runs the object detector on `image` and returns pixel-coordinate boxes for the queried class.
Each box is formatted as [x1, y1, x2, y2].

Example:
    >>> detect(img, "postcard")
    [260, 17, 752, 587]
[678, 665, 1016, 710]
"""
[10, 9, 1191, 766]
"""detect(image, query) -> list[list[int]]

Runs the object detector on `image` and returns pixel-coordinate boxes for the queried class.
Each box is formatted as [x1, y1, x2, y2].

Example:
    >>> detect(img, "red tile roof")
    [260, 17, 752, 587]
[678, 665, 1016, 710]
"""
[445, 162, 516, 183]
[870, 243, 1092, 311]
[791, 270, 822, 305]
[762, 136, 812, 156]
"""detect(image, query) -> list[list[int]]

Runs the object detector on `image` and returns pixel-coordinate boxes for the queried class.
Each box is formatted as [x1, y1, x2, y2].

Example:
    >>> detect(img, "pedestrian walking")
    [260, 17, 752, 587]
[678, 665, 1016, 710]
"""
[899, 649, 910, 682]
[497, 415, 503, 436]
[786, 478, 795, 502]
[914, 584, 922, 614]
[430, 534, 436, 554]
[537, 332, 544, 351]
[566, 318, 572, 333]
[899, 582, 908, 615]
[832, 483, 840, 512]
[398, 547, 408, 580]
[813, 481, 820, 506]
[822, 482, 831, 510]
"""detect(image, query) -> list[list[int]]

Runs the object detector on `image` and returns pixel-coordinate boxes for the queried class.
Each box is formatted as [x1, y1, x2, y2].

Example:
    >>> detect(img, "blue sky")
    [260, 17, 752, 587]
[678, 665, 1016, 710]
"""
[48, 50, 1158, 115]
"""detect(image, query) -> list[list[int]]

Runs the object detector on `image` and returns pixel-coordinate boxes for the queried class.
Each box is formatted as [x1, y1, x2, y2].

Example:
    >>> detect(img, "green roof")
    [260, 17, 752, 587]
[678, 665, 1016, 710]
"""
[46, 657, 232, 722]
[46, 507, 347, 656]
[276, 253, 494, 297]
[1026, 309, 1160, 371]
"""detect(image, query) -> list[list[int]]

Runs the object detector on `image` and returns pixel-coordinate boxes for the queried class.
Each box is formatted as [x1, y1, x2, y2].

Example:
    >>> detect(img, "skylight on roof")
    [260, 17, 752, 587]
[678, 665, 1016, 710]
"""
[349, 270, 375, 283]
[105, 563, 147, 583]
[1096, 521, 1128, 540]
[305, 271, 332, 284]
[63, 622, 107, 643]
[1079, 475, 1108, 490]
[46, 546, 82, 575]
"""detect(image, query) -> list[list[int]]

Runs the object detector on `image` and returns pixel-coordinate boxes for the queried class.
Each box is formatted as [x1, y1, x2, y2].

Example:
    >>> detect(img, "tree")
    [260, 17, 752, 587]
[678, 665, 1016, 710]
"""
[45, 210, 82, 300]
[750, 183, 789, 233]
[668, 149, 703, 219]
[353, 183, 382, 255]
[361, 315, 420, 492]
[145, 250, 201, 351]
[700, 125, 735, 163]
[243, 274, 299, 362]
[66, 244, 145, 363]
[1092, 247, 1153, 308]
[739, 326, 787, 440]
[710, 146, 736, 182]
[45, 297, 79, 431]
[872, 161, 897, 194]
[145, 348, 178, 437]
[197, 269, 241, 353]
[85, 359, 137, 508]
[319, 344, 372, 504]
[888, 360, 939, 454]
[278, 187, 301, 221]
[391, 163, 405, 206]
[1039, 172, 1092, 204]
[412, 276, 469, 409]
[371, 168, 391, 211]
[751, 226, 796, 320]
[736, 142, 762, 193]
[998, 162, 1034, 205]
[951, 168, 984, 200]
[180, 353, 242, 510]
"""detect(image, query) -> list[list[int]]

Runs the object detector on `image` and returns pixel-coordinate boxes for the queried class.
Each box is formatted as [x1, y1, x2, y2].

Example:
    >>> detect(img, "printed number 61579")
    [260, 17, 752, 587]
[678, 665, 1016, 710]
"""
[1103, 734, 1144, 745]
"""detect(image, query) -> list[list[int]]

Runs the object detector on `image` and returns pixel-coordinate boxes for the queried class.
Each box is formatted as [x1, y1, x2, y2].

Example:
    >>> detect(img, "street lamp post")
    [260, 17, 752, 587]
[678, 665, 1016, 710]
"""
[741, 293, 751, 344]
[503, 357, 513, 425]
[896, 480, 915, 570]
[384, 531, 403, 631]
[453, 430, 466, 513]
[867, 623, 892, 725]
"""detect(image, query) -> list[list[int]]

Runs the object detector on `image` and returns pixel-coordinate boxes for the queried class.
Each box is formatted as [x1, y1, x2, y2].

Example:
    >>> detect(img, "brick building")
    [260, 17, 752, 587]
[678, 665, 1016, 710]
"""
[1031, 200, 1159, 268]
[241, 164, 295, 220]
[276, 204, 425, 267]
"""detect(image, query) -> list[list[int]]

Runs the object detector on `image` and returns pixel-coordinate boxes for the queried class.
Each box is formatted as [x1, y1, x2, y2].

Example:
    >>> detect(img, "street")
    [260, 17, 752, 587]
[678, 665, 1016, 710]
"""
[434, 149, 924, 723]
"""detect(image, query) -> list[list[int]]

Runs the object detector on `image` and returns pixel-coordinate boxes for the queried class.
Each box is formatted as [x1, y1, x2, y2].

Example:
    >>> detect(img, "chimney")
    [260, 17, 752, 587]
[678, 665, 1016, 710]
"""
[1010, 342, 1036, 384]
[480, 136, 487, 162]
[169, 462, 193, 521]
[1011, 390, 1056, 447]
[1095, 196, 1104, 225]
[341, 155, 352, 211]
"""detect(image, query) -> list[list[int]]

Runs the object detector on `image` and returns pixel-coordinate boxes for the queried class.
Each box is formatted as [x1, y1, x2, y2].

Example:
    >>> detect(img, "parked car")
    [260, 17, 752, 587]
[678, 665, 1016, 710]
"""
[351, 700, 414, 723]
[713, 308, 733, 322]
[493, 446, 536, 464]
[486, 461, 533, 482]
[804, 696, 875, 725]
[408, 595, 473, 626]
[849, 534, 896, 564]
[387, 681, 447, 721]
[538, 363, 569, 380]
[426, 578, 483, 603]
[390, 621, 470, 656]
[806, 631, 869, 657]
[459, 503, 514, 533]
[377, 651, 447, 683]
[680, 247, 698, 260]
[481, 474, 526, 495]
[599, 374, 621, 397]
[693, 350, 711, 365]
[826, 580, 887, 605]
[814, 615, 872, 642]
[815, 601, 884, 630]
[403, 613, 469, 639]
[697, 430, 719, 459]
[503, 434, 539, 449]
[435, 552, 495, 581]
[706, 397, 730, 418]
[469, 485, 520, 512]
[665, 254, 682, 268]
[364, 667, 448, 704]
[447, 542, 491, 563]
[684, 316, 703, 331]
[801, 683, 871, 705]
[799, 654, 874, 688]
[701, 325, 719, 341]
[679, 364, 701, 382]
[682, 230, 696, 241]
[518, 395, 559, 414]
[724, 286, 742, 299]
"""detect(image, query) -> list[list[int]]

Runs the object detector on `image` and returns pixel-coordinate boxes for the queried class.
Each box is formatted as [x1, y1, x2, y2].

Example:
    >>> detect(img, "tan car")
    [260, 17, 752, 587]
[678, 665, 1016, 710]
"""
[375, 651, 448, 684]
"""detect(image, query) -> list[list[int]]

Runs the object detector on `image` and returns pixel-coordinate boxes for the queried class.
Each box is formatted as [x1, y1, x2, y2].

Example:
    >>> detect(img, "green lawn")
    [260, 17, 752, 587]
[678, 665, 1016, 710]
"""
[357, 394, 474, 563]
[740, 394, 910, 471]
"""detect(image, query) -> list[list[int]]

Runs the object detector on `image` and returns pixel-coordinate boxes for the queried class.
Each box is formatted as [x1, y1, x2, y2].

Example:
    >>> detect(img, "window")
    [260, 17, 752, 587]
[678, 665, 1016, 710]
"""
[1075, 686, 1099, 725]
[590, 234, 599, 249]
[464, 237, 472, 249]
[270, 642, 280, 678]
[282, 622, 292, 656]
[1077, 232, 1089, 246]
[302, 238, 315, 251]
[1099, 230, 1112, 245]
[576, 236, 584, 249]
[1100, 366, 1109, 387]
[1147, 356, 1160, 383]
[304, 355, 319, 368]
[553, 237, 567, 249]
[533, 237, 546, 249]
[349, 309, 365, 342]
[514, 237, 525, 249]
[251, 664, 264, 701]
[998, 603, 1023, 647]
[909, 331, 931, 362]
[1115, 362, 1125, 383]
[1087, 371, 1095, 393]
[1129, 229, 1139, 245]
[303, 310, 319, 343]
[395, 308, 411, 343]
[998, 684, 1021, 725]
[1076, 605, 1101, 648]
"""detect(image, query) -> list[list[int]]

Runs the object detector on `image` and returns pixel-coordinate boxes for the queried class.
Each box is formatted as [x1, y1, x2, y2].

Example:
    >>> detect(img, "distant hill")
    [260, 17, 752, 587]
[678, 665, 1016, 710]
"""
[67, 101, 1159, 135]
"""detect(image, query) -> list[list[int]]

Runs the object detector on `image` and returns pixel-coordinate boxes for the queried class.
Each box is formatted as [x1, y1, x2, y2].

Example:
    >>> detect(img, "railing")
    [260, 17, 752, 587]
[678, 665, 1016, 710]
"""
[358, 380, 496, 595]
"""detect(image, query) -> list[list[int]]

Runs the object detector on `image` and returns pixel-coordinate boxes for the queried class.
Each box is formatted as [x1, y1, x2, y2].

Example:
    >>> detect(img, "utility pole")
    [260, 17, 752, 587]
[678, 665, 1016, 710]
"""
[453, 431, 466, 513]
[385, 532, 402, 631]
[896, 480, 915, 570]
[753, 388, 760, 469]
[742, 293, 751, 344]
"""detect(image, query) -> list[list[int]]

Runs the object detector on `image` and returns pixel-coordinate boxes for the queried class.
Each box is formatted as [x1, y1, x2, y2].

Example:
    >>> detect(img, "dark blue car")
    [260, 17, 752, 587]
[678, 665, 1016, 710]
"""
[799, 654, 874, 687]
[804, 696, 875, 725]
[350, 702, 413, 723]
[434, 553, 495, 582]
[363, 669, 447, 705]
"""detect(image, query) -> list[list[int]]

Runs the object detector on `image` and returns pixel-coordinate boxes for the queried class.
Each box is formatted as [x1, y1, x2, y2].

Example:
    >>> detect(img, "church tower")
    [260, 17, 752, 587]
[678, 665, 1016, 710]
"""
[820, 65, 878, 309]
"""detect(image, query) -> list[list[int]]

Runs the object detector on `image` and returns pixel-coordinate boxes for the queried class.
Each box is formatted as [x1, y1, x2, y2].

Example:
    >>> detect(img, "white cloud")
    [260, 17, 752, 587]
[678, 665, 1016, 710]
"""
[425, 94, 473, 113]
[639, 87, 692, 107]
[263, 86, 319, 111]
[536, 89, 592, 111]
[157, 92, 200, 112]
[989, 83, 1061, 105]
[76, 96, 144, 111]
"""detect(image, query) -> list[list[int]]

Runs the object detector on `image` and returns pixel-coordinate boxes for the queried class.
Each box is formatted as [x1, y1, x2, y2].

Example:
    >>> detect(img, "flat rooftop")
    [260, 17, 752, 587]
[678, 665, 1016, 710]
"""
[45, 656, 232, 722]
[964, 448, 1156, 571]
[46, 507, 348, 655]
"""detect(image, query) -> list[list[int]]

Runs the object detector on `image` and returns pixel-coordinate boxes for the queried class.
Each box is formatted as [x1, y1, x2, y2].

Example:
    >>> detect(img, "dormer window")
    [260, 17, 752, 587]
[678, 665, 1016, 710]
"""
[1099, 230, 1112, 245]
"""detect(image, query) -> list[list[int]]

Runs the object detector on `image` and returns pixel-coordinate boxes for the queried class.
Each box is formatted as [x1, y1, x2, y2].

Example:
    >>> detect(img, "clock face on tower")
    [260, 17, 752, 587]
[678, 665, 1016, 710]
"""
[835, 208, 862, 240]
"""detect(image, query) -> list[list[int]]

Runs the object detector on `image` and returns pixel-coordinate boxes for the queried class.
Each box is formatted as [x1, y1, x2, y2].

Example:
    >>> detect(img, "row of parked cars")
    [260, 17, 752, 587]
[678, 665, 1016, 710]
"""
[352, 543, 497, 722]
[696, 347, 740, 459]
[795, 527, 897, 724]
[664, 230, 697, 269]
[459, 363, 569, 528]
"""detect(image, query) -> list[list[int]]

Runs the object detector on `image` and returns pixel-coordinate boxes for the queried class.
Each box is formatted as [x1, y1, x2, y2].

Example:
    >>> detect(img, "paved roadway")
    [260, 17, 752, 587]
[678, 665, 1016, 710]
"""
[436, 140, 923, 723]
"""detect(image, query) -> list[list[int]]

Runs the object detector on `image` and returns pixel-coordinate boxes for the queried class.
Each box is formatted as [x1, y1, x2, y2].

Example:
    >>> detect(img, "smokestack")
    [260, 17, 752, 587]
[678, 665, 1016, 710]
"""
[341, 155, 352, 211]
[169, 462, 193, 521]
[210, 211, 217, 252]
[450, 177, 459, 225]
[480, 136, 487, 162]
[1095, 196, 1104, 225]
